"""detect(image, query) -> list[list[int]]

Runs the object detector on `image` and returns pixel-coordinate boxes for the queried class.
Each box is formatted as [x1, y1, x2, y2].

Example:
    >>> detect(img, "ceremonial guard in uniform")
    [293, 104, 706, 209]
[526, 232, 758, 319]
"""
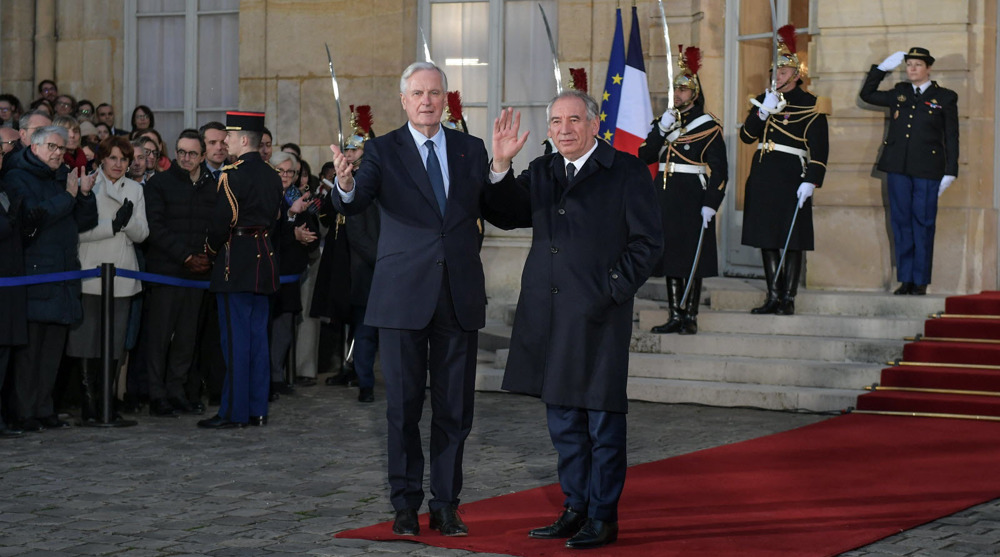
[740, 26, 829, 315]
[639, 46, 727, 334]
[198, 111, 283, 429]
[859, 47, 958, 295]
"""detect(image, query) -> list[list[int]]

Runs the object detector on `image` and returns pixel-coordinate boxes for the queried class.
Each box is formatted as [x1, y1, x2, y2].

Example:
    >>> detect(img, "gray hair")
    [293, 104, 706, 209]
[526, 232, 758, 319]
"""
[270, 151, 299, 169]
[31, 125, 68, 146]
[19, 109, 52, 130]
[545, 90, 600, 123]
[399, 62, 448, 94]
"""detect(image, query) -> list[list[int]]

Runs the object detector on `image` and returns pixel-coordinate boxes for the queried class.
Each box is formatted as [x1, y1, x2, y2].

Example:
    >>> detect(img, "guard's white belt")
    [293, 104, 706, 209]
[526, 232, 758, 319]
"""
[659, 162, 707, 174]
[756, 141, 808, 159]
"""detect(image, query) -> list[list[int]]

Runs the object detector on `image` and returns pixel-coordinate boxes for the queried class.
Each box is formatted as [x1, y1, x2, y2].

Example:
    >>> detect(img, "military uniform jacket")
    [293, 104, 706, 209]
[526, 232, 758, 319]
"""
[486, 140, 663, 413]
[205, 151, 283, 294]
[638, 105, 727, 277]
[859, 66, 959, 180]
[739, 85, 829, 250]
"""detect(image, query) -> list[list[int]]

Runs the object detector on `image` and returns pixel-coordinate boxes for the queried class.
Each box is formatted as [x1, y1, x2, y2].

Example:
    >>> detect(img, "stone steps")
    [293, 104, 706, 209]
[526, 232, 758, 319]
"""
[638, 309, 924, 340]
[630, 330, 904, 363]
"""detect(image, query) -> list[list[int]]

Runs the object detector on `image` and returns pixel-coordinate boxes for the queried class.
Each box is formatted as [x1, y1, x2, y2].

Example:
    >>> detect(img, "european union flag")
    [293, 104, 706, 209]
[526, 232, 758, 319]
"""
[598, 8, 625, 144]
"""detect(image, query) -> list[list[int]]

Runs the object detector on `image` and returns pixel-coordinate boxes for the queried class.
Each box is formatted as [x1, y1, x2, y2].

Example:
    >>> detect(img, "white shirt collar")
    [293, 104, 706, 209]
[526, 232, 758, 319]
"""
[914, 81, 931, 94]
[407, 122, 445, 149]
[561, 138, 599, 171]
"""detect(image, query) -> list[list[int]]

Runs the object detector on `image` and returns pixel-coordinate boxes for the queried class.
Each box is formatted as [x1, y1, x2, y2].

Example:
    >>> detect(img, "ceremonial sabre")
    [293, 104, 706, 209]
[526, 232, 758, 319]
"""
[680, 224, 706, 308]
[419, 26, 434, 64]
[657, 0, 675, 111]
[325, 43, 345, 150]
[538, 4, 562, 94]
[768, 0, 781, 96]
[773, 202, 801, 292]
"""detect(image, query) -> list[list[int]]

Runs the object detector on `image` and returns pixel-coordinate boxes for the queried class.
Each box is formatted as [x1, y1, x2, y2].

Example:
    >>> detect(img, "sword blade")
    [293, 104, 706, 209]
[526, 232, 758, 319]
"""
[538, 3, 563, 94]
[769, 0, 780, 92]
[419, 26, 434, 64]
[773, 202, 801, 292]
[657, 0, 674, 110]
[325, 43, 345, 150]
[680, 224, 706, 307]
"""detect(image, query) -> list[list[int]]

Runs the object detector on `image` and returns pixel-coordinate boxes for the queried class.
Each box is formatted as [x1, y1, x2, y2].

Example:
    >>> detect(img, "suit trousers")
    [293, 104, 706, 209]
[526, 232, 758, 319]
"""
[379, 273, 478, 512]
[546, 404, 628, 522]
[888, 172, 939, 285]
[144, 286, 203, 402]
[352, 305, 378, 389]
[12, 322, 68, 420]
[217, 292, 271, 423]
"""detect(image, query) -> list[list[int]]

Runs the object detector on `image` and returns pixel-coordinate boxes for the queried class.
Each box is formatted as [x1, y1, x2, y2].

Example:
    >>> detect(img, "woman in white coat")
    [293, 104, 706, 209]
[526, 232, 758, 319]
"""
[66, 135, 148, 423]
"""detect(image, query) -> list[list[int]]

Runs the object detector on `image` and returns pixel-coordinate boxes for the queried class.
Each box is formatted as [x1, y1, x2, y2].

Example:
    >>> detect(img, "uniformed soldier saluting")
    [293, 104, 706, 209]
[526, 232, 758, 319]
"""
[740, 25, 829, 315]
[198, 111, 283, 429]
[638, 46, 727, 335]
[860, 47, 958, 296]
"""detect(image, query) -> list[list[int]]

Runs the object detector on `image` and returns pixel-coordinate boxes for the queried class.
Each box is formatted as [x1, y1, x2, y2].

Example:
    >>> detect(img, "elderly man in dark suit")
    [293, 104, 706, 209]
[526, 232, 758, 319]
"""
[329, 61, 505, 537]
[860, 47, 959, 295]
[485, 91, 663, 550]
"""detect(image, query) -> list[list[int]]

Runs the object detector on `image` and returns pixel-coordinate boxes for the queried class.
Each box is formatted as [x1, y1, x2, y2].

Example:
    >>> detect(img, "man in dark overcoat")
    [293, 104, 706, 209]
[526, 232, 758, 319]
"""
[198, 111, 283, 429]
[859, 47, 958, 295]
[486, 91, 663, 550]
[739, 27, 829, 315]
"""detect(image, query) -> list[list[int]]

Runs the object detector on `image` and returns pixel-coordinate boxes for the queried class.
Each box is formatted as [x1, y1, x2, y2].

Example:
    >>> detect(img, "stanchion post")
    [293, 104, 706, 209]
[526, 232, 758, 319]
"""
[94, 263, 137, 428]
[287, 317, 297, 388]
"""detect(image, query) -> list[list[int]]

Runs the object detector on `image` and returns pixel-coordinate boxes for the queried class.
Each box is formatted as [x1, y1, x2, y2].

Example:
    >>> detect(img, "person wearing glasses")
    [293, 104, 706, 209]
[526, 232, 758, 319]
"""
[52, 116, 88, 171]
[0, 94, 22, 128]
[0, 127, 19, 157]
[4, 125, 98, 432]
[54, 95, 77, 118]
[131, 105, 155, 134]
[76, 100, 95, 124]
[37, 80, 58, 104]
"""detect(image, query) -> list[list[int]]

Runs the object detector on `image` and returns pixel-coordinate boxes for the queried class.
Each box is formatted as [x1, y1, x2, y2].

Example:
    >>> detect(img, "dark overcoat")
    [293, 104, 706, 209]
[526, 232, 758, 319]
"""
[345, 201, 380, 307]
[739, 85, 829, 251]
[205, 151, 283, 295]
[309, 191, 352, 323]
[0, 188, 27, 345]
[3, 147, 98, 324]
[637, 105, 727, 277]
[144, 161, 217, 280]
[273, 197, 319, 313]
[330, 124, 505, 332]
[858, 66, 959, 180]
[489, 140, 663, 413]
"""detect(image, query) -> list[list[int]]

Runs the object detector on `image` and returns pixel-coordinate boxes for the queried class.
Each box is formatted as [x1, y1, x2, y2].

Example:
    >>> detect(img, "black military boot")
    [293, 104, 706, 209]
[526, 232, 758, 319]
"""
[751, 249, 782, 314]
[679, 278, 702, 335]
[778, 250, 802, 315]
[651, 278, 686, 334]
[79, 358, 99, 424]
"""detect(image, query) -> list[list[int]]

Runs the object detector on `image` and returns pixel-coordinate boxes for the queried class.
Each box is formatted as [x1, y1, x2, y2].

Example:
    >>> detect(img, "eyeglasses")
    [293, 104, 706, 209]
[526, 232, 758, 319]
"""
[143, 148, 160, 158]
[134, 113, 150, 120]
[0, 106, 11, 113]
[2, 140, 16, 146]
[41, 86, 57, 93]
[79, 109, 92, 115]
[278, 169, 298, 177]
[45, 142, 67, 154]
[176, 149, 202, 159]
[56, 101, 72, 108]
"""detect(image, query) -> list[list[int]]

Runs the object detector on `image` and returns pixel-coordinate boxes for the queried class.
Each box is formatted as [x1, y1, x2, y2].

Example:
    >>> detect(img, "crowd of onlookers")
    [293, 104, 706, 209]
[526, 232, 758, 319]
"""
[0, 80, 366, 437]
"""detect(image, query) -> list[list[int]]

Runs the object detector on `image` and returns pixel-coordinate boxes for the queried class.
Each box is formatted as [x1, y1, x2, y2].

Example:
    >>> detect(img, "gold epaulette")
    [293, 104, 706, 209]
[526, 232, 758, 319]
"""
[265, 161, 278, 171]
[707, 111, 722, 126]
[813, 96, 832, 115]
[220, 160, 244, 172]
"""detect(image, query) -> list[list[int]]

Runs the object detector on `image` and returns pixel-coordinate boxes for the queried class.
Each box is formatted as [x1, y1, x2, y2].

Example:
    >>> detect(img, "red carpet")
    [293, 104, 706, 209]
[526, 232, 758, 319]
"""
[336, 414, 1000, 556]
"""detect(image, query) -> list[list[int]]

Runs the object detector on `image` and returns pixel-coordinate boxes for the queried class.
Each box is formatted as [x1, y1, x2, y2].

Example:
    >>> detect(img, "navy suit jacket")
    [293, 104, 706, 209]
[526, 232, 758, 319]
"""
[330, 124, 497, 331]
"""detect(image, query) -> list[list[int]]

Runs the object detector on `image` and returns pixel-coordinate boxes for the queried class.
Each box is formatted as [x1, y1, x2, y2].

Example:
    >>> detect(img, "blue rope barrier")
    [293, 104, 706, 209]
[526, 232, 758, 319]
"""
[0, 267, 300, 289]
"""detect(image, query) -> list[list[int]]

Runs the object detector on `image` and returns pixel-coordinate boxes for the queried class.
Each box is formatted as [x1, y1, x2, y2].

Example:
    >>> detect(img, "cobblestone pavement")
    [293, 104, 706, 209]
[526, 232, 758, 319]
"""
[0, 379, 997, 556]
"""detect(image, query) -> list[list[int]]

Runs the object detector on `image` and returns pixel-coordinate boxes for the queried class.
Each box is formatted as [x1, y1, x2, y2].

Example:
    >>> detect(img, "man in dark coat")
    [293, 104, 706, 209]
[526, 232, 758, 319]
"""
[328, 62, 508, 537]
[739, 26, 829, 315]
[486, 91, 663, 550]
[197, 111, 282, 429]
[638, 46, 727, 335]
[859, 47, 958, 295]
[4, 125, 97, 431]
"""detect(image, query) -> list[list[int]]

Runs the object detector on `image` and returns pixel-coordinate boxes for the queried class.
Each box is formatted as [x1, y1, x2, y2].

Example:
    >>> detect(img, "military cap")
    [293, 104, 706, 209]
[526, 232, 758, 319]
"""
[225, 111, 266, 132]
[904, 47, 935, 66]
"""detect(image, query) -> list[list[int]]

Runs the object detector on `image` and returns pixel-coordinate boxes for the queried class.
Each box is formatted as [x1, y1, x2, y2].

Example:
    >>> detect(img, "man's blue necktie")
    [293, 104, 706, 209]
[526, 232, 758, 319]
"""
[425, 140, 447, 215]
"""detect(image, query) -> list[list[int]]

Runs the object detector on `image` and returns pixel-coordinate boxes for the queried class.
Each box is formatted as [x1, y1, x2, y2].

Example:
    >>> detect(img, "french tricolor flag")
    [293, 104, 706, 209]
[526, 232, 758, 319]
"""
[597, 6, 654, 174]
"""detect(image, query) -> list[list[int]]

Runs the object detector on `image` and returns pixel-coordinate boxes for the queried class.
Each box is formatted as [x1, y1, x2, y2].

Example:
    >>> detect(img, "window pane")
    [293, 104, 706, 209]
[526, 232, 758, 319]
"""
[137, 0, 186, 13]
[503, 0, 558, 104]
[199, 0, 239, 11]
[197, 110, 227, 129]
[431, 2, 489, 104]
[198, 14, 239, 109]
[137, 16, 185, 111]
[738, 0, 771, 35]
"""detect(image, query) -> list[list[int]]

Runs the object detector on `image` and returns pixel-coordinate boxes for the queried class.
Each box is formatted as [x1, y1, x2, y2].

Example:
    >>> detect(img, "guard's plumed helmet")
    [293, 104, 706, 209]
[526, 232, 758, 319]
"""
[673, 45, 702, 98]
[442, 91, 468, 133]
[776, 25, 802, 73]
[345, 105, 373, 151]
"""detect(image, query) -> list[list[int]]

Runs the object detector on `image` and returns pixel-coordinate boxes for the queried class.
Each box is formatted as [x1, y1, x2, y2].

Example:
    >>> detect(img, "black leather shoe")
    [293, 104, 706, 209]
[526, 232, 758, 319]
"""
[911, 284, 928, 295]
[392, 508, 420, 536]
[751, 297, 781, 314]
[39, 415, 71, 430]
[149, 399, 178, 417]
[894, 282, 914, 295]
[358, 387, 374, 403]
[650, 316, 684, 334]
[678, 315, 698, 334]
[294, 376, 317, 387]
[429, 505, 468, 536]
[248, 415, 268, 426]
[197, 415, 245, 429]
[529, 508, 587, 539]
[0, 425, 24, 438]
[168, 397, 199, 415]
[565, 518, 618, 549]
[16, 418, 43, 432]
[777, 297, 795, 315]
[189, 400, 206, 414]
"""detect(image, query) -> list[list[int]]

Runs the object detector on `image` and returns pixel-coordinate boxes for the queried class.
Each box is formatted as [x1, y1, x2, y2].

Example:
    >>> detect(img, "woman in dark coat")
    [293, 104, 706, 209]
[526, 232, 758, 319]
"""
[638, 46, 727, 335]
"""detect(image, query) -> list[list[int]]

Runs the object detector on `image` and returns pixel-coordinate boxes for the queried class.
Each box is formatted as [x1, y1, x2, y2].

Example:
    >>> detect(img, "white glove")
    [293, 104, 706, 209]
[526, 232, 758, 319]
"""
[877, 51, 906, 72]
[796, 182, 816, 208]
[938, 175, 956, 197]
[701, 206, 716, 229]
[658, 109, 678, 134]
[758, 89, 780, 120]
